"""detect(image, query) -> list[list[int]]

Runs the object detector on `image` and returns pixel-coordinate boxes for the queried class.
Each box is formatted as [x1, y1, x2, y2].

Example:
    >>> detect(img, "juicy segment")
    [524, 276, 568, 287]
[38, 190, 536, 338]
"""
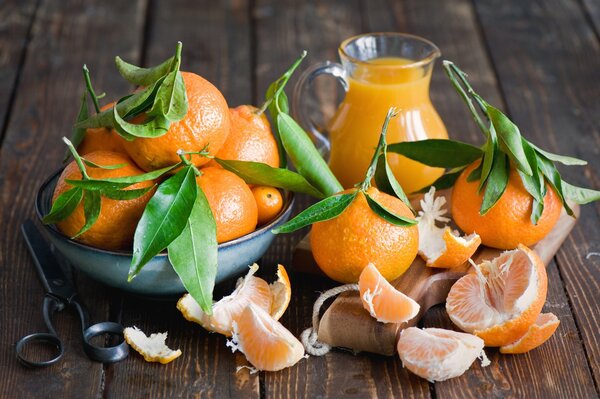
[124, 326, 182, 364]
[397, 327, 489, 382]
[270, 264, 292, 321]
[358, 263, 420, 323]
[500, 313, 560, 354]
[228, 304, 305, 371]
[446, 245, 547, 346]
[177, 264, 272, 336]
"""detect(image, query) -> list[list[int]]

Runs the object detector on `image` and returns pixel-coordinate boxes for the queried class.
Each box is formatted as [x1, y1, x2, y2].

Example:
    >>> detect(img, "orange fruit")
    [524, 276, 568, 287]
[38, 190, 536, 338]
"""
[446, 245, 548, 347]
[252, 186, 283, 225]
[123, 326, 181, 364]
[310, 187, 418, 283]
[358, 263, 420, 323]
[397, 327, 489, 382]
[177, 264, 272, 336]
[499, 312, 560, 354]
[228, 303, 305, 371]
[451, 161, 562, 249]
[77, 102, 126, 155]
[123, 71, 230, 171]
[52, 151, 155, 250]
[196, 167, 257, 243]
[269, 264, 292, 320]
[417, 187, 481, 268]
[213, 105, 280, 167]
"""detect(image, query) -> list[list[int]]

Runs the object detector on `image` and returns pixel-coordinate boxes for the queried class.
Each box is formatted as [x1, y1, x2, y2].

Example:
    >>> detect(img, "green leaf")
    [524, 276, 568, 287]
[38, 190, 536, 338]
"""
[129, 166, 198, 279]
[364, 194, 417, 226]
[486, 104, 532, 176]
[277, 113, 343, 197]
[266, 82, 288, 168]
[387, 139, 483, 168]
[82, 158, 127, 170]
[147, 70, 188, 122]
[480, 151, 509, 215]
[115, 55, 174, 86]
[72, 190, 101, 237]
[113, 104, 170, 138]
[272, 192, 356, 234]
[42, 187, 84, 224]
[215, 158, 324, 198]
[65, 92, 89, 161]
[531, 198, 545, 225]
[478, 134, 496, 192]
[518, 139, 544, 204]
[415, 168, 465, 193]
[102, 185, 156, 200]
[529, 143, 587, 166]
[537, 154, 574, 216]
[375, 152, 413, 209]
[168, 188, 218, 314]
[562, 181, 600, 204]
[467, 163, 482, 182]
[65, 163, 175, 191]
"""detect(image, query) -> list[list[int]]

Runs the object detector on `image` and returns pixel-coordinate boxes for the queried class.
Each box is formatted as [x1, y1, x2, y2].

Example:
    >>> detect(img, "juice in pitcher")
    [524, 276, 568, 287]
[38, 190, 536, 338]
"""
[294, 33, 448, 193]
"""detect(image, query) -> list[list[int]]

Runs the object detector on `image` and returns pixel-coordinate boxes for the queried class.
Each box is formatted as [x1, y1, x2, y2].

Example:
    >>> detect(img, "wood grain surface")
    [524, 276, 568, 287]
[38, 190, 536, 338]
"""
[0, 0, 598, 398]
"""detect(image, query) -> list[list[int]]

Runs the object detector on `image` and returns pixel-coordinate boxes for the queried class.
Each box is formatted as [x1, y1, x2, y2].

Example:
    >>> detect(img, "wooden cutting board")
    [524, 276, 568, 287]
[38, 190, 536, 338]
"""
[292, 194, 580, 355]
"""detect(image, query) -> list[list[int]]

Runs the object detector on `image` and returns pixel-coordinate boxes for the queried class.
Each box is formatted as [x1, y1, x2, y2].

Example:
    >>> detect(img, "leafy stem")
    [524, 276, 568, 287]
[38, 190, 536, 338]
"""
[82, 65, 101, 114]
[261, 50, 307, 115]
[63, 137, 90, 180]
[176, 149, 201, 176]
[360, 107, 398, 192]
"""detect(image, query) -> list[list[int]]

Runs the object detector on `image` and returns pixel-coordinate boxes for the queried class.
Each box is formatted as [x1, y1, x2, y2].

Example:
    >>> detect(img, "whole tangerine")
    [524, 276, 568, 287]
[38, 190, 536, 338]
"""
[252, 186, 283, 225]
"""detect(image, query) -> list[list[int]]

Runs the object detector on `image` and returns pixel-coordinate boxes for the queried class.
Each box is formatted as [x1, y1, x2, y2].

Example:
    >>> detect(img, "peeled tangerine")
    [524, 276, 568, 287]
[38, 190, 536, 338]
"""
[358, 263, 420, 324]
[227, 304, 305, 372]
[500, 313, 560, 354]
[446, 245, 553, 347]
[397, 327, 489, 382]
[417, 187, 481, 268]
[177, 264, 291, 336]
[124, 326, 182, 364]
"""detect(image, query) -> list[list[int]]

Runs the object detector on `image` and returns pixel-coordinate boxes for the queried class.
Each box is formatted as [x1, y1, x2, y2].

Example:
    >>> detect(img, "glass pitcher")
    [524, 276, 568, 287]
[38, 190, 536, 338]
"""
[293, 32, 448, 194]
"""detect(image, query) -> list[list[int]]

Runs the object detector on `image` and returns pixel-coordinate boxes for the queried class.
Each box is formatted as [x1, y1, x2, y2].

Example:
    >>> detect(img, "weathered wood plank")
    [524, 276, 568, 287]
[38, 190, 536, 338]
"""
[473, 0, 600, 391]
[581, 0, 600, 37]
[0, 0, 38, 139]
[104, 1, 260, 398]
[0, 0, 146, 398]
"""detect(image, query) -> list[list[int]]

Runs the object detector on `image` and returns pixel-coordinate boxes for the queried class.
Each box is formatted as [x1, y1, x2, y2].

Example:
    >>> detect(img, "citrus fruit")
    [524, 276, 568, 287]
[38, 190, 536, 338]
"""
[358, 263, 420, 323]
[310, 187, 419, 283]
[124, 326, 181, 364]
[77, 102, 126, 155]
[196, 167, 257, 243]
[446, 245, 548, 347]
[213, 105, 279, 167]
[228, 303, 305, 371]
[417, 187, 481, 268]
[397, 327, 489, 382]
[122, 71, 230, 171]
[52, 151, 155, 250]
[252, 186, 283, 225]
[499, 312, 560, 354]
[177, 264, 291, 336]
[451, 161, 562, 249]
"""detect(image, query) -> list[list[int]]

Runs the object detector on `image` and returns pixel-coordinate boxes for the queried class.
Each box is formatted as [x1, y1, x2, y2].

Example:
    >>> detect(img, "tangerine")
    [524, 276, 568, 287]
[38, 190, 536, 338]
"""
[77, 102, 127, 155]
[52, 151, 155, 250]
[252, 186, 283, 225]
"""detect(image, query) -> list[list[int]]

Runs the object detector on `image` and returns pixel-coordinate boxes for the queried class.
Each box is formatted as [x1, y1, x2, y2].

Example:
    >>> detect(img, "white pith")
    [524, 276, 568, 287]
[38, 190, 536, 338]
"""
[124, 326, 181, 360]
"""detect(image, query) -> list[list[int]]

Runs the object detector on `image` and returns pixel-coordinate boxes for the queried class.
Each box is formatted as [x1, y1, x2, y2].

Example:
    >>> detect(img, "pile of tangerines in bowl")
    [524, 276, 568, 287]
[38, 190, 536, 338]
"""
[37, 43, 600, 379]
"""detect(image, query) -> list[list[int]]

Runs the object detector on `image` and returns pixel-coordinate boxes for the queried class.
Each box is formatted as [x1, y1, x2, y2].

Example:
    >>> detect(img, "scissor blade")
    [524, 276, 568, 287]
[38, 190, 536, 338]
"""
[21, 220, 76, 300]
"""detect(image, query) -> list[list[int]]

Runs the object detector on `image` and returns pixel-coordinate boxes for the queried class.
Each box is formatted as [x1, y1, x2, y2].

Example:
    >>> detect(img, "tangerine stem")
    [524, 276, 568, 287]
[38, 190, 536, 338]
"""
[62, 137, 90, 180]
[360, 107, 398, 192]
[82, 65, 101, 114]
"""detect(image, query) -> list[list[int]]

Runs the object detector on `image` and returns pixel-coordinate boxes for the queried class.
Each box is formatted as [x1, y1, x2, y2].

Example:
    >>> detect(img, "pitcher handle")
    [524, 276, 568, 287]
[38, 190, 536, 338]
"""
[292, 61, 348, 158]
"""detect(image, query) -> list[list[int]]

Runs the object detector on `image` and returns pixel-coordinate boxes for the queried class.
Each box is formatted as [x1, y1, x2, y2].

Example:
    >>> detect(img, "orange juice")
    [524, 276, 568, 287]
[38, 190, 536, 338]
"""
[327, 57, 448, 193]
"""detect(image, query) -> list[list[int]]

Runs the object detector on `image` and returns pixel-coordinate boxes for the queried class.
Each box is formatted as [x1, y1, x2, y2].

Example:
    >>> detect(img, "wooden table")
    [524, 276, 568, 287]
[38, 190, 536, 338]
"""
[1, 0, 599, 397]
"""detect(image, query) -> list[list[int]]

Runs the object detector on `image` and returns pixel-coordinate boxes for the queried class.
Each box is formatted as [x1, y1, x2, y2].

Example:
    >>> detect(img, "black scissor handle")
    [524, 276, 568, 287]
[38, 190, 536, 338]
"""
[15, 332, 64, 367]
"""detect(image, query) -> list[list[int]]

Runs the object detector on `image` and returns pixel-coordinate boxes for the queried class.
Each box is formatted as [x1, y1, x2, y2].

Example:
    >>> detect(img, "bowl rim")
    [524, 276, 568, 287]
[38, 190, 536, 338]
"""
[36, 167, 296, 257]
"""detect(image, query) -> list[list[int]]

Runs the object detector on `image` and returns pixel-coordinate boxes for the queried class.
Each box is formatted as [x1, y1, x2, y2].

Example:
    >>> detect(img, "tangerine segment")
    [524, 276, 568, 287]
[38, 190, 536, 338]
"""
[123, 71, 230, 171]
[228, 303, 305, 372]
[358, 263, 420, 323]
[397, 327, 489, 382]
[446, 245, 548, 347]
[53, 151, 155, 250]
[196, 167, 258, 243]
[270, 265, 292, 321]
[214, 105, 280, 167]
[452, 161, 562, 249]
[310, 187, 419, 283]
[500, 312, 560, 354]
[417, 187, 481, 268]
[177, 264, 272, 336]
[124, 326, 182, 364]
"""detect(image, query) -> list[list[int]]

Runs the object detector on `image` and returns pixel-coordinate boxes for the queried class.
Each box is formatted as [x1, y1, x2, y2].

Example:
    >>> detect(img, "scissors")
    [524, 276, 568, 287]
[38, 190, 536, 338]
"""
[16, 220, 129, 367]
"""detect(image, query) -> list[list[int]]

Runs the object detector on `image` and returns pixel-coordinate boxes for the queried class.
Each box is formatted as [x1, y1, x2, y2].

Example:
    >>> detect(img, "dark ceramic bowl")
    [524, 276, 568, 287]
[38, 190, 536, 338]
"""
[35, 169, 294, 297]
